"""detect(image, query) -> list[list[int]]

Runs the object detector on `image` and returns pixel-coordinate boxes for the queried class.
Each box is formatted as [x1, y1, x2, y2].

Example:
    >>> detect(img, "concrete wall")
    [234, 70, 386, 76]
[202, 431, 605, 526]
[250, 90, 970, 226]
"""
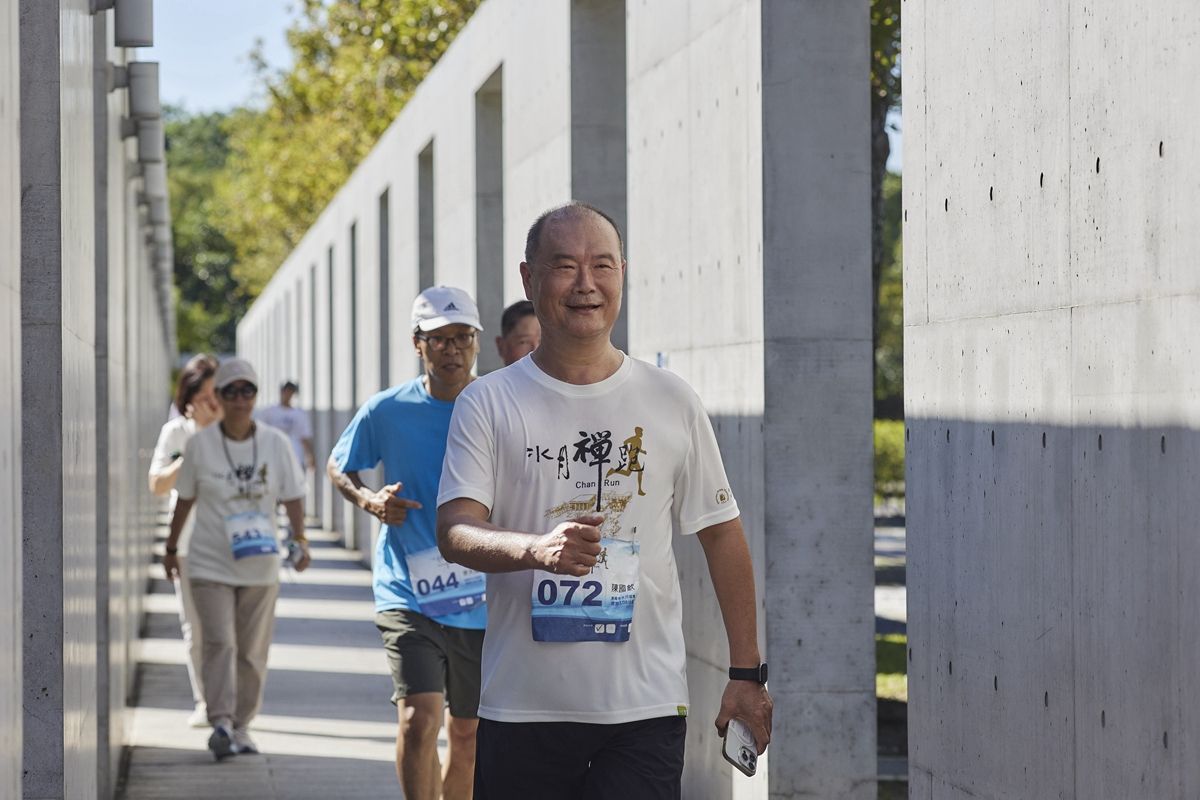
[15, 2, 173, 797]
[1, 0, 22, 796]
[240, 1, 875, 796]
[905, 2, 1200, 798]
[626, 2, 874, 796]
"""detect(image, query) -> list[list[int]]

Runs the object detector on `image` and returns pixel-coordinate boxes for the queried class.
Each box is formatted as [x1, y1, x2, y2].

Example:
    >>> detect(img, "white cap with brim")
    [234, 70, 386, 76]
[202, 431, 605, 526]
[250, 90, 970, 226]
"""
[214, 357, 259, 390]
[412, 285, 483, 332]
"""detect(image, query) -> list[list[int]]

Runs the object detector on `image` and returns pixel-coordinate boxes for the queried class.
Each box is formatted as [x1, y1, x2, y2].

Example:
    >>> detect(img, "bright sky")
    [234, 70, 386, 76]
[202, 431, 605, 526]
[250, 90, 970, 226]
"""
[143, 0, 295, 113]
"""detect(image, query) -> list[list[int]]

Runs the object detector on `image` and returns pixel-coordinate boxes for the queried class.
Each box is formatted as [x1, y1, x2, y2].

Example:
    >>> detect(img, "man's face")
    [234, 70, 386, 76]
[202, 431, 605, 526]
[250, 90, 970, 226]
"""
[496, 314, 540, 366]
[520, 213, 624, 343]
[281, 387, 296, 406]
[414, 323, 479, 386]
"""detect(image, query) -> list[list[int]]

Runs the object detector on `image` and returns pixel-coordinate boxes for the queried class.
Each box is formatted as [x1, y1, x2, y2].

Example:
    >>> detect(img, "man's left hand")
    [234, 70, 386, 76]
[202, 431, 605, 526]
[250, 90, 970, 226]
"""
[714, 680, 773, 754]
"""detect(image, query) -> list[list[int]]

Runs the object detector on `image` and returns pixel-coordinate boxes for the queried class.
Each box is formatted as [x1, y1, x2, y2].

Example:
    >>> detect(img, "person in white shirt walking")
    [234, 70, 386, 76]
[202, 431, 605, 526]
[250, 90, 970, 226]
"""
[437, 203, 772, 798]
[148, 352, 222, 728]
[256, 380, 316, 472]
[166, 357, 312, 760]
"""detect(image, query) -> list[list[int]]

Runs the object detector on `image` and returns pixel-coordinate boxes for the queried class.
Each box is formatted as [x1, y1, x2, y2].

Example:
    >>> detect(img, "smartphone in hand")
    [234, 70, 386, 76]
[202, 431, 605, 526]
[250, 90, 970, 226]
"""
[722, 718, 758, 777]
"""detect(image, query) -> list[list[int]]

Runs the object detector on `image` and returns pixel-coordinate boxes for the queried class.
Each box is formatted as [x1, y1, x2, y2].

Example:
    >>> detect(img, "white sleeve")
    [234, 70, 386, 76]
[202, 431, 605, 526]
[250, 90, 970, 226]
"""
[149, 420, 185, 476]
[275, 432, 306, 501]
[672, 402, 740, 535]
[437, 390, 496, 512]
[175, 435, 199, 501]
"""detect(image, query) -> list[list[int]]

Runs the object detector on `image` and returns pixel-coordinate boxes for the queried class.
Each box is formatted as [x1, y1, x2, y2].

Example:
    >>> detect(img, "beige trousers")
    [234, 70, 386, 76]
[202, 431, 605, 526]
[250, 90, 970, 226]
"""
[190, 578, 280, 729]
[174, 556, 204, 705]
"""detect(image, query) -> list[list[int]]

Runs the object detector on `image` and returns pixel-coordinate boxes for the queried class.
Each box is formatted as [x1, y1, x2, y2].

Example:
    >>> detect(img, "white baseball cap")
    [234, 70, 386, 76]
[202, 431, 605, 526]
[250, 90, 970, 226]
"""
[214, 357, 259, 390]
[411, 286, 483, 332]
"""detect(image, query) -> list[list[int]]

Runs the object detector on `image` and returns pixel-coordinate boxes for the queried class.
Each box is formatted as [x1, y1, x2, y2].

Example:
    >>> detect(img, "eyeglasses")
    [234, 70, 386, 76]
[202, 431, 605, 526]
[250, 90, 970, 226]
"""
[220, 383, 258, 400]
[416, 331, 477, 351]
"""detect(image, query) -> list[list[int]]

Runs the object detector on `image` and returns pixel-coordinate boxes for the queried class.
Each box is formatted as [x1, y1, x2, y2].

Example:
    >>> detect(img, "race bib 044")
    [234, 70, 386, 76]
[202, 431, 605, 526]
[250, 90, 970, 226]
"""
[224, 510, 279, 560]
[405, 546, 487, 617]
[531, 537, 639, 643]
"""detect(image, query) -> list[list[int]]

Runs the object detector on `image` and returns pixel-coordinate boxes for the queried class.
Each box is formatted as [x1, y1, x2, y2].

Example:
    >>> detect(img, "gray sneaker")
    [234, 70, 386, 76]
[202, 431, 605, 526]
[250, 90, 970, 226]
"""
[232, 728, 259, 755]
[208, 724, 236, 761]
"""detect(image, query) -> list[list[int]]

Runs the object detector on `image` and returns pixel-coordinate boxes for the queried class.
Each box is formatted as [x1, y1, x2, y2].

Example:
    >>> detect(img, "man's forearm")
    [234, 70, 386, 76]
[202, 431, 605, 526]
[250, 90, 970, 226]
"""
[438, 511, 538, 573]
[167, 499, 194, 551]
[698, 518, 762, 666]
[326, 458, 370, 510]
[283, 498, 306, 541]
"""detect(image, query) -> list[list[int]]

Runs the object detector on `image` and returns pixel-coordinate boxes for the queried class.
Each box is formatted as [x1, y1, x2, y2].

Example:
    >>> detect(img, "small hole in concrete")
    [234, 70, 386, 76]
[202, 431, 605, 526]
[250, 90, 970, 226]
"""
[944, 198, 949, 211]
[989, 186, 994, 201]
[1161, 435, 1166, 454]
[993, 676, 998, 691]
[1164, 731, 1169, 748]
[1159, 141, 1164, 157]
[949, 660, 953, 675]
[906, 427, 910, 441]
[1098, 433, 1103, 451]
[991, 430, 995, 446]
[1039, 172, 1044, 187]
[904, 209, 908, 222]
[946, 429, 950, 443]
[1044, 691, 1049, 708]
[1101, 710, 1106, 728]
[908, 648, 912, 662]
[1096, 157, 1101, 173]
[1042, 432, 1047, 448]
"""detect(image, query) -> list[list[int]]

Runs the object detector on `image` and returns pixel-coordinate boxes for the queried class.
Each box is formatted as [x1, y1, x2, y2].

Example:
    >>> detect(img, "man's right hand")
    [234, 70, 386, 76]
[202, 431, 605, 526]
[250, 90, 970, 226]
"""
[530, 514, 604, 576]
[363, 482, 423, 525]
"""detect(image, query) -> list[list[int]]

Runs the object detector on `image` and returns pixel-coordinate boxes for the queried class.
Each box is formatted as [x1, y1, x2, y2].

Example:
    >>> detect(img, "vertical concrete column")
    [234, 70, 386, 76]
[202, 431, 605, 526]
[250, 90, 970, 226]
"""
[759, 2, 875, 796]
[0, 0, 23, 794]
[569, 0, 627, 351]
[475, 68, 505, 374]
[628, 1, 873, 796]
[20, 1, 100, 798]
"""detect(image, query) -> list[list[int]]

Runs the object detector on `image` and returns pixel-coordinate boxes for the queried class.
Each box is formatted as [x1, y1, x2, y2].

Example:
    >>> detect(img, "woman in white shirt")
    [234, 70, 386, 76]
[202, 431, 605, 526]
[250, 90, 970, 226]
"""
[148, 353, 221, 727]
[165, 357, 311, 760]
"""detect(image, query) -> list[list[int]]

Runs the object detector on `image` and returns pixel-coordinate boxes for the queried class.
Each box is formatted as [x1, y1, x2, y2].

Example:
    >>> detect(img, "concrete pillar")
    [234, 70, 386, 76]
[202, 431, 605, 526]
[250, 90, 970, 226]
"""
[0, 0, 23, 794]
[627, 1, 874, 796]
[475, 68, 505, 374]
[20, 2, 100, 797]
[569, 0, 627, 352]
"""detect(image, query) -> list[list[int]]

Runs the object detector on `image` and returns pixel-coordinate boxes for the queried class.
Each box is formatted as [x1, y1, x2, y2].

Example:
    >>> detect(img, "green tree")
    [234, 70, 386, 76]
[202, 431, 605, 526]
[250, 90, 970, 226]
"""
[870, 0, 901, 417]
[219, 0, 482, 297]
[876, 171, 903, 418]
[165, 105, 248, 354]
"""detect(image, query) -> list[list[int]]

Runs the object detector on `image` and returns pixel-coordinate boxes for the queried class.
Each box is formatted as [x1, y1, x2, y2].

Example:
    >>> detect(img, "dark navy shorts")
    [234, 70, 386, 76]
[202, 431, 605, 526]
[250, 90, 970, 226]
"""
[473, 715, 686, 799]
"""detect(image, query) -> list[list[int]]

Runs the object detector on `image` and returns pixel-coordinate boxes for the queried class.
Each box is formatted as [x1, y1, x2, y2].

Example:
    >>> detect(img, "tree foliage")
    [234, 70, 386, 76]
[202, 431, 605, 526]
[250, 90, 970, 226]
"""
[218, 0, 482, 297]
[164, 105, 246, 354]
[869, 0, 902, 418]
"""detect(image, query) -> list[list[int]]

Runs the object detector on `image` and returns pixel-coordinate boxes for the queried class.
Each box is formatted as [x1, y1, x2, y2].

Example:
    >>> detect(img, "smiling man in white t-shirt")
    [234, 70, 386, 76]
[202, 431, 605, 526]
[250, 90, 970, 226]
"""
[437, 202, 772, 797]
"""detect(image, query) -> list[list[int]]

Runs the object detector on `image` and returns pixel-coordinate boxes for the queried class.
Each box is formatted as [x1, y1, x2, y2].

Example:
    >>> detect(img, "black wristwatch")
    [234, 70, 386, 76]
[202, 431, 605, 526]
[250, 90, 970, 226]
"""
[729, 663, 768, 684]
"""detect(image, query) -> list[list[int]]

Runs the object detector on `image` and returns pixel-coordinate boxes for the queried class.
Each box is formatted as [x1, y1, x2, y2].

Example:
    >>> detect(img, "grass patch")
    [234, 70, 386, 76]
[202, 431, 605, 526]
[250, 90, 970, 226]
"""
[876, 632, 908, 702]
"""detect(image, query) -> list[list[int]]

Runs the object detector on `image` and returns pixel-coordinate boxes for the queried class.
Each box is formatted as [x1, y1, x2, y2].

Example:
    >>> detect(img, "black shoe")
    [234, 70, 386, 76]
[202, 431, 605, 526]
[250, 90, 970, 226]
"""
[208, 725, 236, 761]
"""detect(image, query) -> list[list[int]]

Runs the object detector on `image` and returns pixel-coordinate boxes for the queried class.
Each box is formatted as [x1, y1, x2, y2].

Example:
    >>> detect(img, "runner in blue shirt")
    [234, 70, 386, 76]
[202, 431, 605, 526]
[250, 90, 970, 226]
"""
[327, 286, 486, 800]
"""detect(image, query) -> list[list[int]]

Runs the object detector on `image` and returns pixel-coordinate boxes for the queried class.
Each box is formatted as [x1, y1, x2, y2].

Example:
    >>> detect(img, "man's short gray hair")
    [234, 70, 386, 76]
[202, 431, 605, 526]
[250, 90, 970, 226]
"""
[524, 202, 625, 263]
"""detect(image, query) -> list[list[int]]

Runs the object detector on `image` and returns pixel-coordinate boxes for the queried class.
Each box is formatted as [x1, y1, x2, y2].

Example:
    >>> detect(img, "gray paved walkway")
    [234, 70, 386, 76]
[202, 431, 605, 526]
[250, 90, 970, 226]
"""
[118, 528, 427, 799]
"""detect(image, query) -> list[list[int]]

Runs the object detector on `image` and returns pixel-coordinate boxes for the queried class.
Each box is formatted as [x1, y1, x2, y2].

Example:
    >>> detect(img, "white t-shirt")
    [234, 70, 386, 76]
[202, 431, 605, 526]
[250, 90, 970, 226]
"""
[149, 415, 198, 554]
[256, 404, 313, 468]
[438, 353, 740, 724]
[176, 422, 306, 586]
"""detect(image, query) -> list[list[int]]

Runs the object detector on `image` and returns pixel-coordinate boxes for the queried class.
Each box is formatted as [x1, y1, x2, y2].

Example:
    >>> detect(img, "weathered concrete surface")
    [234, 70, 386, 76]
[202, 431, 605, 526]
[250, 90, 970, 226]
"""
[626, 2, 874, 796]
[15, 3, 173, 797]
[0, 0, 22, 796]
[905, 2, 1200, 797]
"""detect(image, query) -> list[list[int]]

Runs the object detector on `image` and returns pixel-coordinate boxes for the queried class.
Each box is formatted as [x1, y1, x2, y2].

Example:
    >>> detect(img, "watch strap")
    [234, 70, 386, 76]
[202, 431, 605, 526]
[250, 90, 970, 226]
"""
[728, 663, 768, 684]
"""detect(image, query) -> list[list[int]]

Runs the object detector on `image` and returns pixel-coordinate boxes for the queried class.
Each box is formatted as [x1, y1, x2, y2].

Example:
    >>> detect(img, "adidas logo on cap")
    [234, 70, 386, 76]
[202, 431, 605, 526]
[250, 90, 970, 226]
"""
[444, 302, 459, 311]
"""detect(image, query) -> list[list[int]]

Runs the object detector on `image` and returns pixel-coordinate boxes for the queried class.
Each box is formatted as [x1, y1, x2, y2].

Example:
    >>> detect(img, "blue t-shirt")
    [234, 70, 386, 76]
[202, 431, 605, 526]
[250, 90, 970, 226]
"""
[331, 378, 486, 629]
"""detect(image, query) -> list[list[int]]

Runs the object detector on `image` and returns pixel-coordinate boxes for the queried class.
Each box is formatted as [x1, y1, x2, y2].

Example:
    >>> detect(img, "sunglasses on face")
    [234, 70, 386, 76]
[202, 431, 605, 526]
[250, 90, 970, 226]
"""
[416, 331, 477, 351]
[219, 383, 258, 400]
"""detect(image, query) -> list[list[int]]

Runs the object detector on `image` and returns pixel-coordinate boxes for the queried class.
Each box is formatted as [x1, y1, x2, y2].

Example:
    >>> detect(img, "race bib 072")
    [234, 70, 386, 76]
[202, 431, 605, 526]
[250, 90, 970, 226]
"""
[405, 546, 486, 617]
[531, 537, 639, 643]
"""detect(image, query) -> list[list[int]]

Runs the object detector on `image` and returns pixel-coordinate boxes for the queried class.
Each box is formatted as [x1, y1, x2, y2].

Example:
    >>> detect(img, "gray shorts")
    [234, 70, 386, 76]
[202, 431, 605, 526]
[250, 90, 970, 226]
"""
[374, 608, 484, 719]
